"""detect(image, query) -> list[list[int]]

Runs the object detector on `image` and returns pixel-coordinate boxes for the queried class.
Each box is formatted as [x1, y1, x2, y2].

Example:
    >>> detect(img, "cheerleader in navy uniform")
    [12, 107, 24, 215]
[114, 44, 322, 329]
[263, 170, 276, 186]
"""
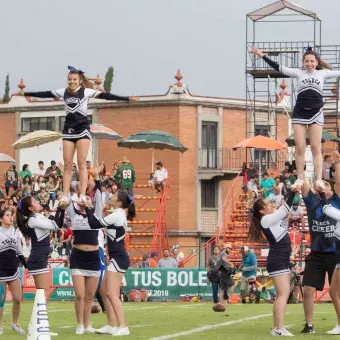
[0, 209, 26, 335]
[249, 189, 297, 336]
[22, 66, 138, 205]
[16, 196, 65, 336]
[65, 163, 104, 335]
[83, 190, 135, 336]
[250, 47, 340, 191]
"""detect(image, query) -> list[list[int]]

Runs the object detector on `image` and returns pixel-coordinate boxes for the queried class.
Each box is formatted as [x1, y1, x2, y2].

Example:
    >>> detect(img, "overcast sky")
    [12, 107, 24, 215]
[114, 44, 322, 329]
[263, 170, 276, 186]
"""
[1, 0, 340, 99]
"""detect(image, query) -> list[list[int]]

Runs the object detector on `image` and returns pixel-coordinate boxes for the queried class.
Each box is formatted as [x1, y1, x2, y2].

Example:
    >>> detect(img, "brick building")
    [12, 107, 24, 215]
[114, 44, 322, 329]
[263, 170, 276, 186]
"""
[0, 71, 289, 264]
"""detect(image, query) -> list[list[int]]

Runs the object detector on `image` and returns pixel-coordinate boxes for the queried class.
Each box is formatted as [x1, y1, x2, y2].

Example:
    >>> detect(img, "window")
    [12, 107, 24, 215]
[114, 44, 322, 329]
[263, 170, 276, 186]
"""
[201, 179, 217, 208]
[201, 121, 218, 168]
[21, 117, 55, 132]
[59, 115, 92, 131]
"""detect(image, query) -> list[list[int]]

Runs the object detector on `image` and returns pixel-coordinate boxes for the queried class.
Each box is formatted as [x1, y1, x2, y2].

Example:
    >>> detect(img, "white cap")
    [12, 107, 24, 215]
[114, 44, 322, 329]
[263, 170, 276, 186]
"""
[242, 245, 249, 252]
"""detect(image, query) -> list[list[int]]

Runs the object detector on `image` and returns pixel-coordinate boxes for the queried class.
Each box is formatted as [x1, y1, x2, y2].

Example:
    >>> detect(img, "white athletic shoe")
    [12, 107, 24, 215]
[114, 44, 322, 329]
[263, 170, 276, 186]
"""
[112, 326, 130, 336]
[270, 327, 294, 336]
[59, 195, 70, 208]
[75, 324, 85, 335]
[291, 178, 304, 190]
[315, 179, 325, 190]
[327, 325, 340, 335]
[0, 328, 4, 335]
[84, 325, 95, 334]
[95, 325, 117, 334]
[11, 324, 25, 335]
[78, 194, 87, 204]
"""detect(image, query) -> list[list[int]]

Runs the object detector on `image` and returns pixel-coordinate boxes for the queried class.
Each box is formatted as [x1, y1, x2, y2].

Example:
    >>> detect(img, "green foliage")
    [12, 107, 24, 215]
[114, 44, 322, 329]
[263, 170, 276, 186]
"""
[2, 74, 10, 103]
[103, 66, 114, 93]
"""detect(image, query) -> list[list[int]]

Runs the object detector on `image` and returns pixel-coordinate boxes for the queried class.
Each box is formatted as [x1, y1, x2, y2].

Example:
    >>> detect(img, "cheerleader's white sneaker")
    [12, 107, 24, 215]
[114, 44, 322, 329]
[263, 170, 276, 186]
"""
[112, 326, 130, 336]
[327, 325, 340, 334]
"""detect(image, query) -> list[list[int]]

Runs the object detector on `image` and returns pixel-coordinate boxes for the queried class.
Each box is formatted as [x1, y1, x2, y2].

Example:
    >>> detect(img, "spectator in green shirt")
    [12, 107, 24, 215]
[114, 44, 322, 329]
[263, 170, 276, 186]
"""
[114, 157, 136, 196]
[260, 172, 275, 198]
[19, 164, 32, 181]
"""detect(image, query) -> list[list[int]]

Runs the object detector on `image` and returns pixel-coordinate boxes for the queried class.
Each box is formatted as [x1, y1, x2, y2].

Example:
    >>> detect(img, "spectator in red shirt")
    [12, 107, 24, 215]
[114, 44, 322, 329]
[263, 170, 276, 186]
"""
[58, 222, 73, 258]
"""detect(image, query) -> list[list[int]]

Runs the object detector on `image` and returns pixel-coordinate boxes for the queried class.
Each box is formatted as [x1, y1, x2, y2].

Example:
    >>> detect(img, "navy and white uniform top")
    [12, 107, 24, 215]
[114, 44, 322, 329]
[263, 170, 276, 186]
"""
[27, 208, 65, 251]
[260, 203, 291, 250]
[66, 180, 103, 246]
[263, 55, 340, 110]
[85, 207, 128, 258]
[0, 227, 25, 272]
[24, 88, 129, 138]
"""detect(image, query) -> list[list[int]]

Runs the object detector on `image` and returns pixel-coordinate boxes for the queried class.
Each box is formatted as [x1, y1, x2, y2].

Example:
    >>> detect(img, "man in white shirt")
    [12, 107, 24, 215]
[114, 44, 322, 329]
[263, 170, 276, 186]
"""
[152, 161, 168, 193]
[35, 161, 45, 176]
[247, 175, 259, 195]
[266, 186, 284, 208]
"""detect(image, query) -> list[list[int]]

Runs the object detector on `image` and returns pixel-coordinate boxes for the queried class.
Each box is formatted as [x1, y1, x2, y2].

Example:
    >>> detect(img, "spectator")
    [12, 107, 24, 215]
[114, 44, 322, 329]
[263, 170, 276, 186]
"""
[151, 161, 168, 194]
[137, 254, 150, 268]
[0, 187, 5, 201]
[267, 162, 280, 179]
[114, 157, 136, 196]
[33, 175, 45, 193]
[266, 186, 284, 208]
[207, 245, 221, 304]
[158, 249, 178, 268]
[45, 160, 62, 179]
[19, 164, 32, 180]
[36, 161, 45, 176]
[260, 172, 275, 199]
[322, 155, 333, 181]
[45, 175, 60, 208]
[4, 164, 18, 196]
[71, 163, 79, 189]
[288, 201, 305, 228]
[173, 246, 185, 267]
[5, 198, 16, 214]
[22, 175, 33, 193]
[58, 222, 73, 259]
[240, 246, 257, 304]
[111, 162, 120, 177]
[36, 184, 49, 205]
[217, 243, 237, 304]
[282, 170, 297, 195]
[274, 176, 284, 195]
[247, 175, 259, 196]
[149, 252, 158, 268]
[330, 162, 336, 186]
[282, 161, 293, 174]
[86, 160, 95, 182]
[245, 163, 257, 180]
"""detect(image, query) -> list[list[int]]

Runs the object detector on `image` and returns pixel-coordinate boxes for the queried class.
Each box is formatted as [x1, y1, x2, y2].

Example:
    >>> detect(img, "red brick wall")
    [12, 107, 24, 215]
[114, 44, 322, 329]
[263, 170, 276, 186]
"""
[0, 113, 16, 179]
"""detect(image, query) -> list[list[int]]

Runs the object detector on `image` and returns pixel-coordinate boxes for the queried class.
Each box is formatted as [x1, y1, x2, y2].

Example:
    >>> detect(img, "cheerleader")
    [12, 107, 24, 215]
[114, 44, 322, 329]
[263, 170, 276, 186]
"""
[83, 190, 135, 336]
[65, 164, 103, 335]
[16, 196, 65, 336]
[249, 189, 297, 336]
[95, 229, 106, 313]
[0, 209, 26, 335]
[22, 66, 138, 205]
[250, 46, 340, 190]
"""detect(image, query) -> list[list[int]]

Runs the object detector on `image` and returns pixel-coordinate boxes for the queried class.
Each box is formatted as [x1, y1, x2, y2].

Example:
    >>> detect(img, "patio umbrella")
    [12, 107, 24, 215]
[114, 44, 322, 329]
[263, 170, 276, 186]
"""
[233, 135, 287, 151]
[90, 123, 122, 140]
[285, 130, 340, 147]
[117, 130, 188, 170]
[0, 153, 15, 163]
[11, 130, 62, 149]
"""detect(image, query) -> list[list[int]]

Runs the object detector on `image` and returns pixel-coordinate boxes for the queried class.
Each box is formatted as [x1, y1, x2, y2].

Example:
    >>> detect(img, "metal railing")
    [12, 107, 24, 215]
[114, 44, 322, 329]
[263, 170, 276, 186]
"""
[198, 147, 290, 173]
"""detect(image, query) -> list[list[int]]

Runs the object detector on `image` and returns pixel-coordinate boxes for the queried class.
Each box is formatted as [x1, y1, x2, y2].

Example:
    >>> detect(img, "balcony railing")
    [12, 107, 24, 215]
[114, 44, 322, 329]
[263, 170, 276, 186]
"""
[198, 147, 290, 173]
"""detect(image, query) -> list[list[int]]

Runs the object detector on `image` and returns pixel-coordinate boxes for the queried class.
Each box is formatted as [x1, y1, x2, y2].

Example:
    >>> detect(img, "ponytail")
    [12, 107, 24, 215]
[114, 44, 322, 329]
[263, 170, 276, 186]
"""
[16, 196, 33, 238]
[117, 190, 136, 221]
[248, 198, 266, 243]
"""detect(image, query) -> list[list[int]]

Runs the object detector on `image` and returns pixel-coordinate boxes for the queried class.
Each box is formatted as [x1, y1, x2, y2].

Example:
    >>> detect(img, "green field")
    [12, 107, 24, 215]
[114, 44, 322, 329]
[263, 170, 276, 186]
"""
[1, 301, 339, 339]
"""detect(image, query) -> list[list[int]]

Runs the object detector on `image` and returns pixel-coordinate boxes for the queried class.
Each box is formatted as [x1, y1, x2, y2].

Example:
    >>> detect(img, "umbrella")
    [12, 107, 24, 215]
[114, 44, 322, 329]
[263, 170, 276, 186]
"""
[11, 130, 62, 149]
[117, 130, 188, 171]
[90, 123, 122, 140]
[117, 130, 188, 152]
[233, 135, 287, 151]
[0, 153, 15, 163]
[285, 130, 340, 147]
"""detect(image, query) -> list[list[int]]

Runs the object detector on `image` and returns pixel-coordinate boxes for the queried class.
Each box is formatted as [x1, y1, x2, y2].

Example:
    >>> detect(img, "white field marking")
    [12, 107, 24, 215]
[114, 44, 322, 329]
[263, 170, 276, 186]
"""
[57, 324, 152, 329]
[149, 313, 272, 340]
[124, 306, 159, 311]
[3, 308, 71, 315]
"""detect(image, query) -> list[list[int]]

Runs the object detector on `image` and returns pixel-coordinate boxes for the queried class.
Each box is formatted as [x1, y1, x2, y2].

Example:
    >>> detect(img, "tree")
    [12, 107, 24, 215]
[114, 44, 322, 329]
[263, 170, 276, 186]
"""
[103, 66, 114, 93]
[2, 74, 10, 103]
